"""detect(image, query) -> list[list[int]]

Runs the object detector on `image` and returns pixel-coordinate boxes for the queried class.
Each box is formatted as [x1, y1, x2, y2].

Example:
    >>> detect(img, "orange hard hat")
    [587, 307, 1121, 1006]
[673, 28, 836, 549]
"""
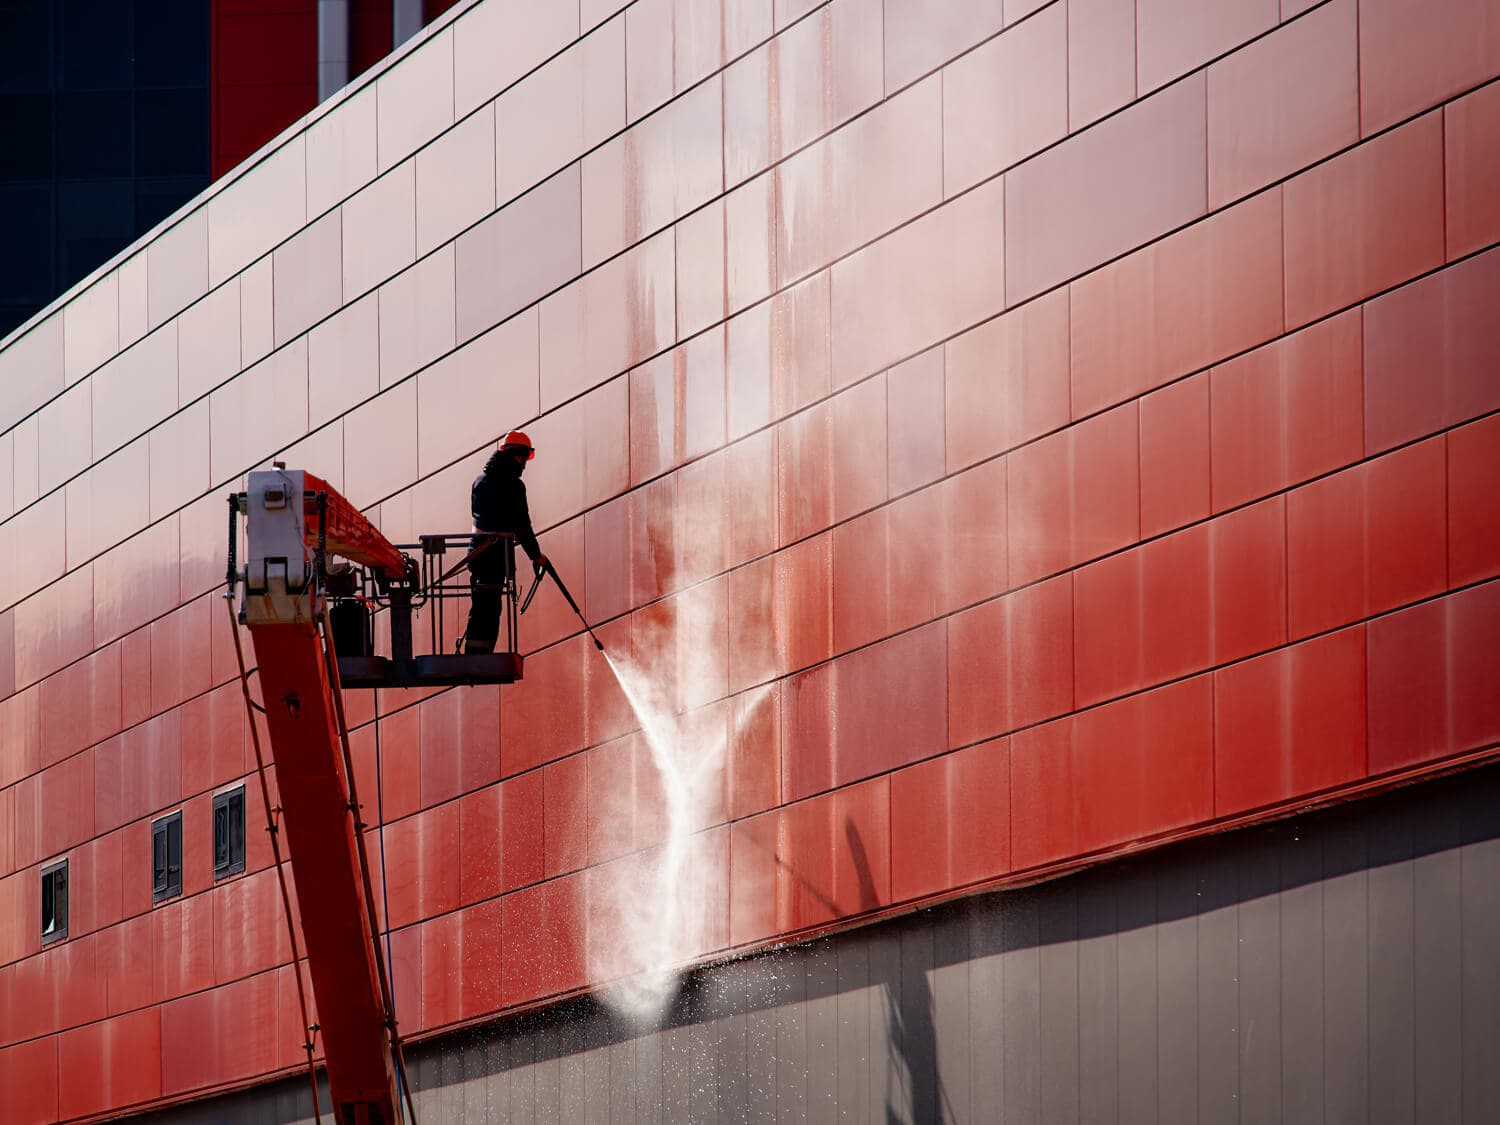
[501, 430, 535, 460]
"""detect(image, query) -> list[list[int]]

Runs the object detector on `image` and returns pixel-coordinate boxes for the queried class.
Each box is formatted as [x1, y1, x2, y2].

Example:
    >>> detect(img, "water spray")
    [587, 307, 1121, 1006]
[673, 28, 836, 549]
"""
[588, 646, 731, 1026]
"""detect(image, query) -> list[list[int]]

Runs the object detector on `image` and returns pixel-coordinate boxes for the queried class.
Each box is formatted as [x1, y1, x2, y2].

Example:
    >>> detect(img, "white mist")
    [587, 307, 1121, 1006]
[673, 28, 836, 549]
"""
[586, 639, 771, 1028]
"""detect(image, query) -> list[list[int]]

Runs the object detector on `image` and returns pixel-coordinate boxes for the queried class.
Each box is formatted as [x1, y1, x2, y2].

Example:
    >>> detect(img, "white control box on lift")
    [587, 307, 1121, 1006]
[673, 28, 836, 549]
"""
[242, 468, 321, 628]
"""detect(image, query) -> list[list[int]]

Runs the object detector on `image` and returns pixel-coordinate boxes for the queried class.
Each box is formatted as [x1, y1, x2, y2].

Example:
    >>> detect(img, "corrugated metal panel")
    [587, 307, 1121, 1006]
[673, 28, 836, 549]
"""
[140, 765, 1500, 1124]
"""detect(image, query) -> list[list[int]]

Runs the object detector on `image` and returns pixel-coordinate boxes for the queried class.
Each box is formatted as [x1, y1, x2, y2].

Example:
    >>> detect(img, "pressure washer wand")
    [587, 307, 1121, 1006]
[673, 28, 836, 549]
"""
[536, 558, 605, 652]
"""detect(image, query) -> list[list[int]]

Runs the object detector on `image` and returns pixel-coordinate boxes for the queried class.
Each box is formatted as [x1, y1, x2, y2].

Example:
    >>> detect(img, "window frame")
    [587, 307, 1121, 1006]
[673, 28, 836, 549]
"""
[41, 858, 69, 944]
[151, 809, 184, 903]
[213, 785, 247, 880]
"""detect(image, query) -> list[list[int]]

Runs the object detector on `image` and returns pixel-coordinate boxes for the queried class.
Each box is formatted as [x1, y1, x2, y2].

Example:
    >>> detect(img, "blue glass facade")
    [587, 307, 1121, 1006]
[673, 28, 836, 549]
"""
[0, 0, 210, 339]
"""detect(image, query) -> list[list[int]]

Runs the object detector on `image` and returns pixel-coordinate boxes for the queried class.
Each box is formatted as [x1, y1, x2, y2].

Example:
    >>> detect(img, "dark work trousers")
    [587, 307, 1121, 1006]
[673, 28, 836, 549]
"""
[463, 541, 514, 654]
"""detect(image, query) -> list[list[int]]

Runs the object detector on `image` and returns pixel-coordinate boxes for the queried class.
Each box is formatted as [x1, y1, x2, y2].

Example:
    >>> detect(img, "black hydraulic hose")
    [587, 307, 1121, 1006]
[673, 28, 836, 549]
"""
[225, 493, 239, 595]
[517, 562, 545, 615]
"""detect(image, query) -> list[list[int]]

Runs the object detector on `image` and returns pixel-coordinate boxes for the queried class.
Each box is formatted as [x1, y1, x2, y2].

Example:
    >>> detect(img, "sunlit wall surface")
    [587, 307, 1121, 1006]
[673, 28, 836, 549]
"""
[1, 0, 1499, 1118]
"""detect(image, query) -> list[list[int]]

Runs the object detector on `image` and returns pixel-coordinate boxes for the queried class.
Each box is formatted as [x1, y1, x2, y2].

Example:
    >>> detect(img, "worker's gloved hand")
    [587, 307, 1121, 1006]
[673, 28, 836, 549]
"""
[534, 554, 549, 571]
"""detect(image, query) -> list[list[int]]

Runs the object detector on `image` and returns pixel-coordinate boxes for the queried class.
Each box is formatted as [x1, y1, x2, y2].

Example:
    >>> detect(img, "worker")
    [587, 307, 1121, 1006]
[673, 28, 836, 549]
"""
[462, 430, 547, 654]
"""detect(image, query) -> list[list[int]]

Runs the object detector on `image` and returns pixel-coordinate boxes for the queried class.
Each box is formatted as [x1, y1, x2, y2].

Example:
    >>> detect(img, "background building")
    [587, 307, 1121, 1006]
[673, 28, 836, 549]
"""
[0, 0, 463, 340]
[2, 0, 1499, 1120]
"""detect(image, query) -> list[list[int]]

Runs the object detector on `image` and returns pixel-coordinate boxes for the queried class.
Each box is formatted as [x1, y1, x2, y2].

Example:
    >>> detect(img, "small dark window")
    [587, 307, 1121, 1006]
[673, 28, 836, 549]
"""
[152, 811, 183, 902]
[213, 787, 247, 879]
[41, 859, 69, 944]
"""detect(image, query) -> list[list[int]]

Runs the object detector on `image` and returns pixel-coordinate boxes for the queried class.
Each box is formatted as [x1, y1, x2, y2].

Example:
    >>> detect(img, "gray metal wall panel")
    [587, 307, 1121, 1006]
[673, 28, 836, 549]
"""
[1075, 877, 1120, 1125]
[688, 1008, 719, 1123]
[968, 900, 1007, 1125]
[660, 1018, 692, 1120]
[1323, 821, 1372, 1125]
[1115, 878, 1159, 1125]
[1368, 812, 1416, 1125]
[1156, 863, 1200, 1125]
[608, 1032, 637, 1124]
[1197, 854, 1241, 1124]
[1460, 821, 1500, 1124]
[717, 960, 752, 1123]
[861, 926, 897, 1123]
[455, 1043, 476, 1121]
[743, 957, 779, 1123]
[138, 766, 1500, 1125]
[930, 910, 971, 1125]
[804, 944, 839, 1123]
[774, 951, 808, 1121]
[835, 937, 871, 1122]
[1279, 829, 1325, 1125]
[1236, 840, 1282, 1125]
[632, 1009, 663, 1121]
[557, 1018, 587, 1122]
[1003, 889, 1043, 1125]
[582, 1017, 609, 1125]
[1412, 802, 1462, 1125]
[897, 920, 937, 1125]
[525, 1026, 555, 1122]
[487, 1042, 507, 1122]
[1039, 887, 1081, 1125]
[460, 1042, 488, 1123]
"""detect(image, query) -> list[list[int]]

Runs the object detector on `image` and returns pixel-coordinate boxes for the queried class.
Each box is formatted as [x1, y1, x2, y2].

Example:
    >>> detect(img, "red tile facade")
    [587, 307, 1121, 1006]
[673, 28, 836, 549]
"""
[3, 0, 1499, 1118]
[212, 1, 319, 178]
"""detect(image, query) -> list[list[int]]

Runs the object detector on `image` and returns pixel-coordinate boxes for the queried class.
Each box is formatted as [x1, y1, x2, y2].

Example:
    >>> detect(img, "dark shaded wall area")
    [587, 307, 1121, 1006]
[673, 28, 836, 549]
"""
[142, 762, 1500, 1124]
[0, 0, 211, 338]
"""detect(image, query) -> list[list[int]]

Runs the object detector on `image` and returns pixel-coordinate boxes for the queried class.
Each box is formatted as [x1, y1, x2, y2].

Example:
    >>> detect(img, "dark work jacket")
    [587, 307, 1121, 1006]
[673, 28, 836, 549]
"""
[471, 452, 541, 573]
